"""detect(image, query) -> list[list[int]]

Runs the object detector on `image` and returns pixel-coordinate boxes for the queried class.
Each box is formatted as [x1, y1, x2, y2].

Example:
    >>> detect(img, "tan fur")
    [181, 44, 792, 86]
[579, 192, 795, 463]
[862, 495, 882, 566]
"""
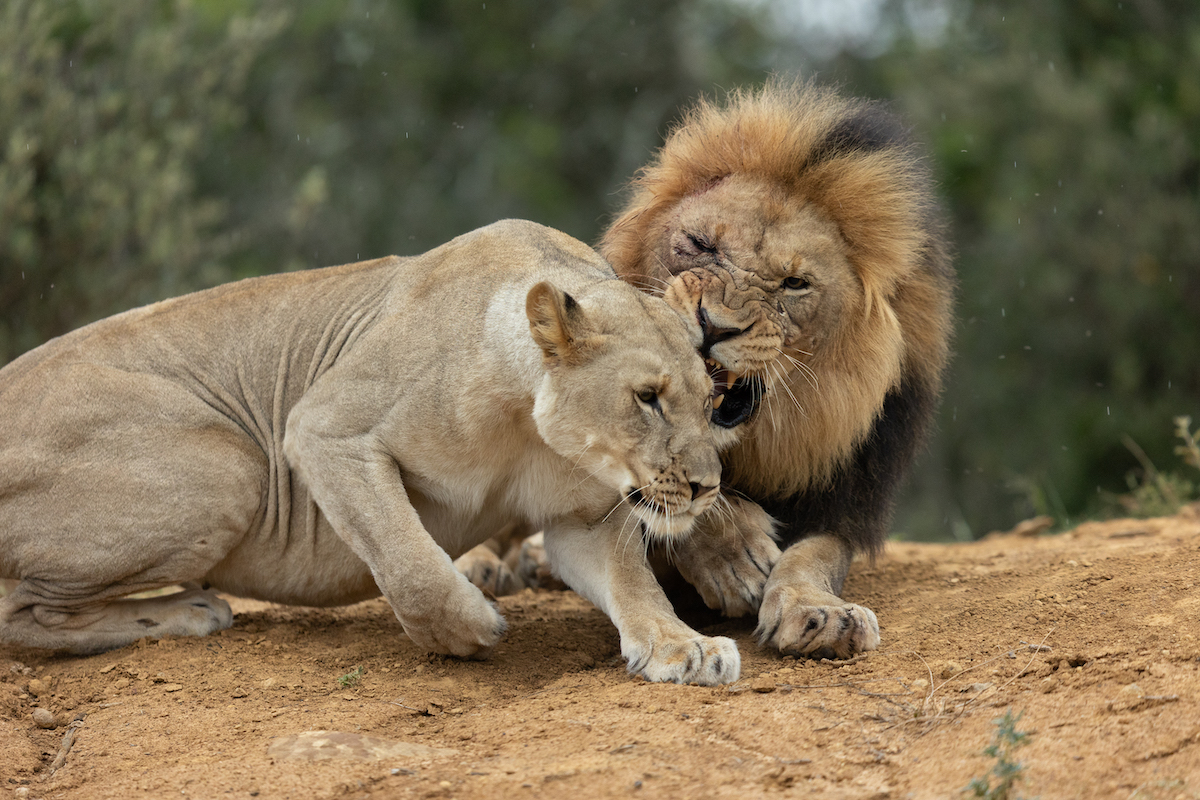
[600, 79, 955, 658]
[604, 84, 950, 492]
[0, 220, 739, 684]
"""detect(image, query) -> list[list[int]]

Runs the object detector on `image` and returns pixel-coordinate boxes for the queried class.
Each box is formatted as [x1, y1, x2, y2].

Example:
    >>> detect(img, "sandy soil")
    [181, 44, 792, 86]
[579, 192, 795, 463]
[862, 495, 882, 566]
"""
[3, 508, 1198, 800]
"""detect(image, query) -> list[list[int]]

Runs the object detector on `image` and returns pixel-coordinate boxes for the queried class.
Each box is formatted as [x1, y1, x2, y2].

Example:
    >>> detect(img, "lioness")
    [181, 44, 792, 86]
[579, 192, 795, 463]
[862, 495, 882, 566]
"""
[0, 220, 738, 685]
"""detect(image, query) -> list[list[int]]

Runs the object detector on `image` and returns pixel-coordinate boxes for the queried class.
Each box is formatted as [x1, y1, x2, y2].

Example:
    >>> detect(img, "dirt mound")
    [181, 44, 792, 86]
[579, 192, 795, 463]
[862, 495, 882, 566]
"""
[3, 510, 1198, 799]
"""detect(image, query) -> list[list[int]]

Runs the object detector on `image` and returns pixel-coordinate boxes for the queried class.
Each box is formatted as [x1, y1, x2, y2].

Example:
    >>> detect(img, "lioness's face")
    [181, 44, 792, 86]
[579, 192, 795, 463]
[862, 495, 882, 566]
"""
[649, 174, 859, 430]
[530, 282, 722, 540]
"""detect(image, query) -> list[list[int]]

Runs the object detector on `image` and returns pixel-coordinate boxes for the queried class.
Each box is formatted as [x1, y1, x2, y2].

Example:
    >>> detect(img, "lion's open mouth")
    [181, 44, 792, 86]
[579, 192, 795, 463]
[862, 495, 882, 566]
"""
[705, 359, 764, 428]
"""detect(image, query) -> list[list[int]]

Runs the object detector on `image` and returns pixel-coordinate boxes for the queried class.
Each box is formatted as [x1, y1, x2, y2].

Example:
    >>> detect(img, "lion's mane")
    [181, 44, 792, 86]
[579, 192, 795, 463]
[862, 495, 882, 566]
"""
[601, 79, 955, 554]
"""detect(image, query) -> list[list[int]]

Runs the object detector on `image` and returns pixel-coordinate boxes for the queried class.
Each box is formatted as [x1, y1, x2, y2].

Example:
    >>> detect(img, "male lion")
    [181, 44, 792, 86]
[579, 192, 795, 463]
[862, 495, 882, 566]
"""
[600, 79, 955, 659]
[0, 220, 739, 685]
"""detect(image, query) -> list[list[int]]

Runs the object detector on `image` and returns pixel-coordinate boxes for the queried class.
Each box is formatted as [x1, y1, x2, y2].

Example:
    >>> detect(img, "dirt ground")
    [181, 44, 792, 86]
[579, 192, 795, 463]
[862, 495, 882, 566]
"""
[3, 508, 1198, 800]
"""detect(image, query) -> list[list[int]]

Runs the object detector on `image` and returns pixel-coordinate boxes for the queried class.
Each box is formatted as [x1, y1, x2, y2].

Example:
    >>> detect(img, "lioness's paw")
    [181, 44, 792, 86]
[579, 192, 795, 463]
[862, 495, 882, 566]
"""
[135, 587, 234, 638]
[515, 532, 567, 590]
[674, 500, 780, 617]
[622, 623, 740, 686]
[180, 589, 235, 634]
[454, 544, 524, 597]
[398, 579, 506, 659]
[755, 584, 880, 660]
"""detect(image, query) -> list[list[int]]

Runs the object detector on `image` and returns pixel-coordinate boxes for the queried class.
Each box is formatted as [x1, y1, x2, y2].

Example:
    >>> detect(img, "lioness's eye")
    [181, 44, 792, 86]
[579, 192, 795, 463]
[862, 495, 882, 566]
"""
[783, 275, 811, 291]
[636, 388, 659, 407]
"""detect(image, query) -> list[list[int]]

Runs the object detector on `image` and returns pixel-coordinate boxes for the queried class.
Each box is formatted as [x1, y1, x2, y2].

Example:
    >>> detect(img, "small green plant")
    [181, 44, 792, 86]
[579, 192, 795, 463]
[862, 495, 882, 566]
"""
[337, 665, 365, 688]
[1102, 417, 1199, 519]
[1174, 416, 1200, 471]
[964, 709, 1033, 800]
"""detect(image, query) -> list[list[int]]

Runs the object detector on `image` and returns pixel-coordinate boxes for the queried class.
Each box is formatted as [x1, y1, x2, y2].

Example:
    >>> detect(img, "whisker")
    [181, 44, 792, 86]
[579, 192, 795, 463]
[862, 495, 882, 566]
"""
[771, 362, 804, 414]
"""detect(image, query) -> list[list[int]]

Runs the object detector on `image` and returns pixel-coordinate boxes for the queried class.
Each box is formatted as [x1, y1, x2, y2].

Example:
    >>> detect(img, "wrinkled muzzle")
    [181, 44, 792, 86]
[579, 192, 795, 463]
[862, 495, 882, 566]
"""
[663, 271, 776, 429]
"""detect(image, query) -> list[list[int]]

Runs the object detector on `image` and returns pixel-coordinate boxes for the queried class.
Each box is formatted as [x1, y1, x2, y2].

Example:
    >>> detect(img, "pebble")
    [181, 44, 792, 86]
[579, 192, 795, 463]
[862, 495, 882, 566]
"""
[26, 678, 48, 697]
[1108, 682, 1145, 713]
[910, 678, 929, 694]
[32, 707, 58, 729]
[750, 677, 777, 693]
[940, 661, 963, 679]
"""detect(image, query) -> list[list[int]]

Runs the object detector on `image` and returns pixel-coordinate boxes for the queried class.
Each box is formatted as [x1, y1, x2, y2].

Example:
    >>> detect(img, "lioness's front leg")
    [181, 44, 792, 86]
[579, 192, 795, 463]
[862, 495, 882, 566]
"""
[285, 394, 505, 659]
[755, 534, 880, 660]
[544, 519, 740, 686]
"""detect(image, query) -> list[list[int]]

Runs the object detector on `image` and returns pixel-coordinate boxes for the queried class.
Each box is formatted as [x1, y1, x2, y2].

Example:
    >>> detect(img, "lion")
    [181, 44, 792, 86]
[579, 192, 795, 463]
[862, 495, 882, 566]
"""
[597, 79, 956, 659]
[0, 219, 740, 686]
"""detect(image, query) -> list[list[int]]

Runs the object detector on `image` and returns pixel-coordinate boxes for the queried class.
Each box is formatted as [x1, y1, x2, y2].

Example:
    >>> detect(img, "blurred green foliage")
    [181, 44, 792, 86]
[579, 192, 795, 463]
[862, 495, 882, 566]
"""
[0, 0, 281, 359]
[822, 0, 1200, 536]
[1, 0, 1196, 538]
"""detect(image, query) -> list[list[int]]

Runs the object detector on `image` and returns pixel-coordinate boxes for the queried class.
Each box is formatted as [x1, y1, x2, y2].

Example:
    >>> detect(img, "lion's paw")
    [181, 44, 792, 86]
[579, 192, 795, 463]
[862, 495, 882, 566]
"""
[672, 496, 782, 618]
[397, 577, 506, 659]
[622, 622, 740, 686]
[454, 544, 524, 597]
[674, 500, 780, 617]
[755, 584, 879, 660]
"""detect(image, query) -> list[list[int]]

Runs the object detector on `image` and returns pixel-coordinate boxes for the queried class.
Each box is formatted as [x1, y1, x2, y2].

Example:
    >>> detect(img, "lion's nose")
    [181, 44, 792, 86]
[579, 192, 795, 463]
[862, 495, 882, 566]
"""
[689, 481, 720, 501]
[698, 307, 744, 355]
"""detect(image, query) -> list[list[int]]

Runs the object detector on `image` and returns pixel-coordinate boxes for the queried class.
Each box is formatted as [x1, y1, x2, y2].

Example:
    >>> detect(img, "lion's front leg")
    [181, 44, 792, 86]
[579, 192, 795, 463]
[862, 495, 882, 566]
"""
[670, 495, 781, 617]
[544, 519, 740, 686]
[755, 534, 880, 660]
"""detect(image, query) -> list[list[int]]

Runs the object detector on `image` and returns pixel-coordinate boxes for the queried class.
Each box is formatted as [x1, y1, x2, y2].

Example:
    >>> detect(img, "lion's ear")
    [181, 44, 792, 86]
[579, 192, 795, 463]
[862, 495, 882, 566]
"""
[526, 281, 593, 365]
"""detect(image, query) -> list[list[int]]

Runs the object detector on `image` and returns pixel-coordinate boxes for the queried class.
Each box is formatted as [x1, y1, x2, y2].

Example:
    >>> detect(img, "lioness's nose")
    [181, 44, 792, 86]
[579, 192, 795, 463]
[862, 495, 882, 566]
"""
[689, 481, 720, 501]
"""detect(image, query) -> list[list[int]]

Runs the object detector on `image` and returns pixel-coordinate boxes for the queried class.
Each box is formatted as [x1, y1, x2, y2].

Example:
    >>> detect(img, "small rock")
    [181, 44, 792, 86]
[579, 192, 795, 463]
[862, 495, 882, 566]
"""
[1108, 682, 1145, 713]
[751, 677, 777, 693]
[1039, 677, 1057, 694]
[940, 661, 963, 679]
[14, 787, 31, 798]
[32, 707, 58, 729]
[162, 684, 184, 693]
[910, 678, 930, 694]
[26, 678, 48, 697]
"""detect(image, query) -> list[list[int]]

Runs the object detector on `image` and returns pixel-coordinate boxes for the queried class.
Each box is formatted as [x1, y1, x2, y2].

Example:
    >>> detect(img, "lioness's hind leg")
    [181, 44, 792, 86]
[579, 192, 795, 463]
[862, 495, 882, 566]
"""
[513, 532, 567, 590]
[454, 543, 524, 597]
[0, 582, 232, 655]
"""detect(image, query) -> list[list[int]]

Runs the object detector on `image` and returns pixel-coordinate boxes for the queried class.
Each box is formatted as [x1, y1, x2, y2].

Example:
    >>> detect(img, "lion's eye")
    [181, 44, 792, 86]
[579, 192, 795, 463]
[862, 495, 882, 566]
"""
[783, 275, 811, 291]
[686, 232, 718, 255]
[636, 388, 660, 408]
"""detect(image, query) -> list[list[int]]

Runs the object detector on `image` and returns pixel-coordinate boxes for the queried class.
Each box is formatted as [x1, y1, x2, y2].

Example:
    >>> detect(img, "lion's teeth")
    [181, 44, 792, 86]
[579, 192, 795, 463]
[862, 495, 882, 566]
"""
[712, 393, 725, 409]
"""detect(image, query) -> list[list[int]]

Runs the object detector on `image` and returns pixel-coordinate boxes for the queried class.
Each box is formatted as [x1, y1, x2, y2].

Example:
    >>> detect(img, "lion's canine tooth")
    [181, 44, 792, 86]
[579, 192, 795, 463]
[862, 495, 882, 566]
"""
[712, 393, 725, 409]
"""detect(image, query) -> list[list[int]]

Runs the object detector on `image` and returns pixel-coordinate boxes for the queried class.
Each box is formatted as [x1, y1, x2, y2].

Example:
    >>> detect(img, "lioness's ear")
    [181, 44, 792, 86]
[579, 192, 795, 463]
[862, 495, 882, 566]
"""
[526, 281, 592, 365]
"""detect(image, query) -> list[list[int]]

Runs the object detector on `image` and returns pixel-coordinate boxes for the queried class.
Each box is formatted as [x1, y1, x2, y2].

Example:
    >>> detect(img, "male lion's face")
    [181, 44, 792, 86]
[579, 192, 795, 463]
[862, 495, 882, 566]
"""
[647, 174, 859, 430]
